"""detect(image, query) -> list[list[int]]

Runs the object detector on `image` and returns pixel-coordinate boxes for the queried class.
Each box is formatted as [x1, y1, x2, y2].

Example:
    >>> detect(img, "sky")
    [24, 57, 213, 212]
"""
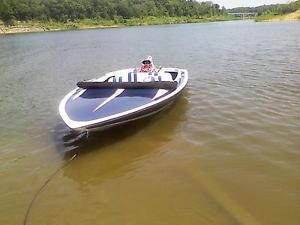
[207, 0, 291, 9]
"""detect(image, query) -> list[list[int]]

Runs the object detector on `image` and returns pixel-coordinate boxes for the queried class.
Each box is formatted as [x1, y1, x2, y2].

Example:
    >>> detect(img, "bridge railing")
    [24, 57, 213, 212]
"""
[228, 12, 258, 19]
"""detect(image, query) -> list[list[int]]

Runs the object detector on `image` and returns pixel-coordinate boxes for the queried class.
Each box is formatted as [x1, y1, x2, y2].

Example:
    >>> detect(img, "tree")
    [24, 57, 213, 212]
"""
[0, 0, 231, 23]
[0, 0, 15, 26]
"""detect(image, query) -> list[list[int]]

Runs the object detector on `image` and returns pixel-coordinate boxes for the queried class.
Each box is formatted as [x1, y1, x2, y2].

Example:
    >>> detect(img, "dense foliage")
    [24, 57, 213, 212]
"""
[0, 0, 225, 25]
[228, 0, 300, 16]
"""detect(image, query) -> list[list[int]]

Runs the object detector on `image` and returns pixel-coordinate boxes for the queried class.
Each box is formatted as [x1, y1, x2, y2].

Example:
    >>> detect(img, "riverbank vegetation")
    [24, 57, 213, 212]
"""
[228, 0, 300, 21]
[255, 9, 300, 22]
[0, 15, 236, 34]
[1, 0, 299, 34]
[0, 0, 227, 25]
[0, 0, 235, 34]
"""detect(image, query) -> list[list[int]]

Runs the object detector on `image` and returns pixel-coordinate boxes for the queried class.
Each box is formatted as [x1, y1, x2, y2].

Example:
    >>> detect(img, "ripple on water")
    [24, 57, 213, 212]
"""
[184, 60, 300, 170]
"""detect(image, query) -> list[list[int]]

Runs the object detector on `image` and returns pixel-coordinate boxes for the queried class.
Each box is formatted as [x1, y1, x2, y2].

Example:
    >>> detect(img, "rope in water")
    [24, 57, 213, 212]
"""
[23, 154, 77, 225]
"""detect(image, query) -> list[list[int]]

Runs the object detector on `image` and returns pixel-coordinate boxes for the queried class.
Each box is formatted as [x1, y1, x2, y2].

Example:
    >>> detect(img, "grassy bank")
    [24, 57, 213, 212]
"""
[0, 19, 118, 34]
[0, 15, 236, 34]
[255, 9, 300, 22]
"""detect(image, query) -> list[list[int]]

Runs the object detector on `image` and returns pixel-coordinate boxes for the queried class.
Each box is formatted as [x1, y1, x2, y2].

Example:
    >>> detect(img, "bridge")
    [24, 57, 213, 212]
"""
[228, 12, 258, 19]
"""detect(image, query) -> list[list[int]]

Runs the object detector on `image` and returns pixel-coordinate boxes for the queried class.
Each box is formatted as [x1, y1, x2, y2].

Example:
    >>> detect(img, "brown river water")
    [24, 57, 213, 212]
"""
[0, 21, 299, 225]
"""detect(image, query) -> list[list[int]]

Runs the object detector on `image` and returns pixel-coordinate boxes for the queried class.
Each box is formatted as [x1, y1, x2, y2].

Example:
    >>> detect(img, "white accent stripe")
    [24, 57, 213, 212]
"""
[93, 89, 125, 112]
[152, 89, 168, 100]
[131, 72, 134, 82]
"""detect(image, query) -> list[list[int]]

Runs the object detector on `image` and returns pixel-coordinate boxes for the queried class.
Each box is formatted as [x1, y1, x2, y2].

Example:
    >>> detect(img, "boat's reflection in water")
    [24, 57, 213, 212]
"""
[54, 94, 188, 159]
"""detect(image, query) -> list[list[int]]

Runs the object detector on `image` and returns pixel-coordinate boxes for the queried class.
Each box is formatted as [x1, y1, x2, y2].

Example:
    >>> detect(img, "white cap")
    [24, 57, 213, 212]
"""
[142, 56, 153, 64]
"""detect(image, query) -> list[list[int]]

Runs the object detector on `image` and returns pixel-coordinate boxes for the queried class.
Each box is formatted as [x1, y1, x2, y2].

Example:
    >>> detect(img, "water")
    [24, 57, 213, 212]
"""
[0, 21, 299, 225]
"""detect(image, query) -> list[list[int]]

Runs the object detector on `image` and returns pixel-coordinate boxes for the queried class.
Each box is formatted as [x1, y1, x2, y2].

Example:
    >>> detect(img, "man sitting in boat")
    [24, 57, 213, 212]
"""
[139, 56, 154, 73]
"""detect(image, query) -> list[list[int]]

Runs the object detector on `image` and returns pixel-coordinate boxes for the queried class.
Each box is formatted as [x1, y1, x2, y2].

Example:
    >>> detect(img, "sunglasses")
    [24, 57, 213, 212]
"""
[142, 60, 151, 64]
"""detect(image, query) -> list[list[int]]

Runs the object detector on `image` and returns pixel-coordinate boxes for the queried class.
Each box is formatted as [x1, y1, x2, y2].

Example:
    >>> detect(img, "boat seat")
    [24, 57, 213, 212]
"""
[108, 72, 173, 83]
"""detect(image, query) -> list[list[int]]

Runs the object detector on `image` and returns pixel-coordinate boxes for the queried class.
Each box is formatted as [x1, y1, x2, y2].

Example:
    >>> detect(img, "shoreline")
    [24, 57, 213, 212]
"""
[0, 23, 121, 35]
[0, 16, 236, 35]
[0, 21, 121, 35]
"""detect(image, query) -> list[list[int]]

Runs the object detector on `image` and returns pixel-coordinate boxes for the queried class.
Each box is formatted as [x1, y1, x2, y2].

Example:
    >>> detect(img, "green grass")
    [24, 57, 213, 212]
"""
[116, 15, 238, 26]
[255, 14, 278, 22]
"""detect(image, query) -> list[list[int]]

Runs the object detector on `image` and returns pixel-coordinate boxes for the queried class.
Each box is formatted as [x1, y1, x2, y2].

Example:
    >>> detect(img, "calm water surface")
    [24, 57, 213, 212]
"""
[0, 21, 299, 225]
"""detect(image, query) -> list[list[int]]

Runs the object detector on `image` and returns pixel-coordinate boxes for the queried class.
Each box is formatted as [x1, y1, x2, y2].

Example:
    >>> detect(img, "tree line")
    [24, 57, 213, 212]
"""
[228, 0, 300, 16]
[0, 0, 225, 25]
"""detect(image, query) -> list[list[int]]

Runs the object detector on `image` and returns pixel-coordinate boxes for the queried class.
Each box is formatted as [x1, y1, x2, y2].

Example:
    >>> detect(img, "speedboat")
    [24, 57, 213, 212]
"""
[59, 58, 188, 132]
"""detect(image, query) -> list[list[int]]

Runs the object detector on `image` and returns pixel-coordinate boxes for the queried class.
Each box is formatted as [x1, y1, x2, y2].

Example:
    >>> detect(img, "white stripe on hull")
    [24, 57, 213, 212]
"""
[93, 89, 125, 112]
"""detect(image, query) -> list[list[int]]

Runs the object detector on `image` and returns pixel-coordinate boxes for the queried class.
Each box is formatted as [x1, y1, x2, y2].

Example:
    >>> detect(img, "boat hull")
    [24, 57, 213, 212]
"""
[82, 94, 179, 132]
[59, 68, 188, 131]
